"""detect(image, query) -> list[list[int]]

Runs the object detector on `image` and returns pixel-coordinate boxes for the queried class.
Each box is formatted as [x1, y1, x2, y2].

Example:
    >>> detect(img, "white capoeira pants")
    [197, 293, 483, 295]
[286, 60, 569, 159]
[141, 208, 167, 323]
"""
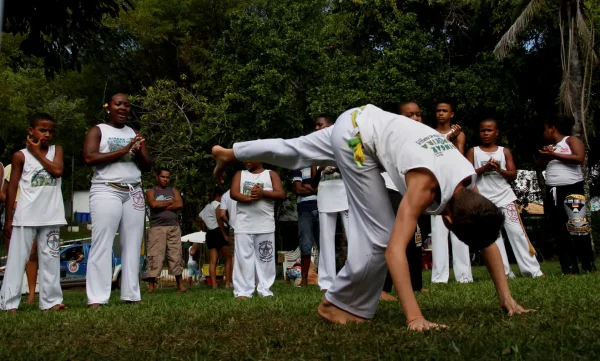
[0, 226, 63, 310]
[318, 211, 349, 291]
[233, 115, 396, 318]
[431, 216, 473, 283]
[494, 202, 543, 277]
[233, 233, 276, 298]
[87, 183, 145, 304]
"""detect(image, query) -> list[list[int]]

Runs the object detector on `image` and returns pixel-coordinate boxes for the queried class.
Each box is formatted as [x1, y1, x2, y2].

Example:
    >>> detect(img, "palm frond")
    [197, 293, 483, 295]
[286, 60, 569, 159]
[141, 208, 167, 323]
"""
[493, 0, 546, 58]
[558, 9, 575, 117]
[576, 2, 599, 64]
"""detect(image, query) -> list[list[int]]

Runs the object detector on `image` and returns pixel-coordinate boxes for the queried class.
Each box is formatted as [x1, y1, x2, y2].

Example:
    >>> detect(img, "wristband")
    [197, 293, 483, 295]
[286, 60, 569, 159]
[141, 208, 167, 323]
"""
[406, 316, 424, 325]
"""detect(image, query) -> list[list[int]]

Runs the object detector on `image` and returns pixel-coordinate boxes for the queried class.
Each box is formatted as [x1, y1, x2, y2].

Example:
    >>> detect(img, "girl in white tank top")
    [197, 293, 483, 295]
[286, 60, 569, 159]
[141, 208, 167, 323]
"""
[545, 136, 584, 186]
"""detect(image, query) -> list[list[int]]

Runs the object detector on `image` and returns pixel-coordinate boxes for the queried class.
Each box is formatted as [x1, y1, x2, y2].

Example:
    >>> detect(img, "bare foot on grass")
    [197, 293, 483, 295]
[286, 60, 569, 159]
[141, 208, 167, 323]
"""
[48, 304, 67, 311]
[318, 298, 367, 324]
[379, 291, 397, 301]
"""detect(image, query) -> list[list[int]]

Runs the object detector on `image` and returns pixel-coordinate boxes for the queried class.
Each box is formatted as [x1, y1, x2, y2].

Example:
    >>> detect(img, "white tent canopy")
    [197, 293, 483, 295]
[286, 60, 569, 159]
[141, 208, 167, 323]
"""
[181, 232, 206, 244]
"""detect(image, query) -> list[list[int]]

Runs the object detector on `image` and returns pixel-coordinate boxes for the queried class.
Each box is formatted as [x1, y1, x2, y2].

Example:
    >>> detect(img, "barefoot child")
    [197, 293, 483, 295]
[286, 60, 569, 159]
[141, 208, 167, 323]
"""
[431, 101, 472, 284]
[466, 119, 544, 278]
[212, 104, 532, 330]
[0, 113, 67, 313]
[311, 115, 349, 292]
[231, 162, 285, 298]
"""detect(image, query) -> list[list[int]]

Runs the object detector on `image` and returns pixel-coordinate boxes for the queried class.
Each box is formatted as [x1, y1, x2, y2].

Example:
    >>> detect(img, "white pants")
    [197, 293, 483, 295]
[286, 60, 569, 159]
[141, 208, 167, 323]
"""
[318, 211, 349, 291]
[233, 233, 276, 297]
[0, 226, 63, 310]
[495, 202, 543, 277]
[234, 114, 396, 318]
[431, 216, 473, 283]
[86, 184, 145, 304]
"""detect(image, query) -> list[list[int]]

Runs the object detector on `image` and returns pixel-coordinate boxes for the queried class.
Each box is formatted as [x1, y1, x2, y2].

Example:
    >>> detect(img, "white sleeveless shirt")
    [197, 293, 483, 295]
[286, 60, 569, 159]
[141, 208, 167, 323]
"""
[91, 124, 142, 184]
[317, 167, 348, 213]
[235, 169, 275, 234]
[473, 146, 516, 207]
[13, 146, 66, 227]
[545, 136, 584, 186]
[354, 105, 476, 215]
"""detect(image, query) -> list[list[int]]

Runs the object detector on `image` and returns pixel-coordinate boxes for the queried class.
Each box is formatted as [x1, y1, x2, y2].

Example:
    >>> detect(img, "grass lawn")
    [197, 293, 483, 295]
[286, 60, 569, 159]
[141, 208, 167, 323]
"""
[0, 261, 599, 360]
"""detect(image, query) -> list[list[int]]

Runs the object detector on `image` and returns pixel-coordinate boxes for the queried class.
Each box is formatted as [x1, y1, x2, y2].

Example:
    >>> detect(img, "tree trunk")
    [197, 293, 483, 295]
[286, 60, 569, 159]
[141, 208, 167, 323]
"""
[563, 0, 594, 249]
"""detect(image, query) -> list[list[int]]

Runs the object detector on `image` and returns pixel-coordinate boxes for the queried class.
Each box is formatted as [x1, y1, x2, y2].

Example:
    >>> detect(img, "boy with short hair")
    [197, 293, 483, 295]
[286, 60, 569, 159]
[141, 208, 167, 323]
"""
[231, 161, 285, 298]
[431, 101, 472, 283]
[0, 113, 67, 313]
[466, 119, 544, 278]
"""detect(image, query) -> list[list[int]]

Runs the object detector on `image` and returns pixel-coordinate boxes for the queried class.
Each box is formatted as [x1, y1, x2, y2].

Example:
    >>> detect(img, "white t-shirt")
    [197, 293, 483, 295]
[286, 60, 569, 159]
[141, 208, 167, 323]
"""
[473, 146, 517, 207]
[220, 190, 238, 229]
[188, 246, 198, 266]
[91, 124, 142, 184]
[317, 167, 348, 213]
[545, 136, 584, 186]
[354, 105, 476, 215]
[13, 146, 67, 227]
[199, 200, 220, 230]
[235, 169, 275, 234]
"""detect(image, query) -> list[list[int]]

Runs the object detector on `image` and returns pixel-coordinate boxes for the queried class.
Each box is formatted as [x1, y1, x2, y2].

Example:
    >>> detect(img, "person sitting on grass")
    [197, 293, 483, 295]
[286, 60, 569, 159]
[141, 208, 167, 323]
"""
[1, 113, 67, 313]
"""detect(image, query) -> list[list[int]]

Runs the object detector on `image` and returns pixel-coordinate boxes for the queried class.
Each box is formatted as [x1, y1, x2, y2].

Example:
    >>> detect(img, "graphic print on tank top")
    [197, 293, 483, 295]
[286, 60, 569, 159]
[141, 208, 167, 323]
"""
[415, 134, 457, 157]
[564, 194, 590, 235]
[242, 181, 264, 196]
[108, 137, 135, 162]
[31, 169, 57, 187]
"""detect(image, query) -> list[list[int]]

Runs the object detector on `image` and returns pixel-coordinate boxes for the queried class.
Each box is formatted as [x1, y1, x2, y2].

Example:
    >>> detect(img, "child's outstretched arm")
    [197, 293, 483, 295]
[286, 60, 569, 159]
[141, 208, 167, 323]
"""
[386, 168, 446, 332]
[26, 138, 64, 177]
[3, 152, 25, 244]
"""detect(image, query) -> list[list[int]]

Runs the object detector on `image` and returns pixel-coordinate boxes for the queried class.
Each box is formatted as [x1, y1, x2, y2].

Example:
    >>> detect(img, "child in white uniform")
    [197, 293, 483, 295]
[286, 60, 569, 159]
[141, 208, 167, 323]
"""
[431, 101, 472, 284]
[231, 162, 285, 298]
[1, 113, 67, 312]
[467, 119, 544, 278]
[311, 115, 349, 291]
[212, 104, 532, 330]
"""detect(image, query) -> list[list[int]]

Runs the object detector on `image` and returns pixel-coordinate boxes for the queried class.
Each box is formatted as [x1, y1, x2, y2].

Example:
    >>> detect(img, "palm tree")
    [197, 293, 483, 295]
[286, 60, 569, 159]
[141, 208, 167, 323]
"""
[494, 0, 598, 244]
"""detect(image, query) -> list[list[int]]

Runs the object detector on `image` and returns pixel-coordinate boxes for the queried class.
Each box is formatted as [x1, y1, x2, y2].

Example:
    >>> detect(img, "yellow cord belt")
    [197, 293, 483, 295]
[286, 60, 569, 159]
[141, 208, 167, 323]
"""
[347, 106, 366, 167]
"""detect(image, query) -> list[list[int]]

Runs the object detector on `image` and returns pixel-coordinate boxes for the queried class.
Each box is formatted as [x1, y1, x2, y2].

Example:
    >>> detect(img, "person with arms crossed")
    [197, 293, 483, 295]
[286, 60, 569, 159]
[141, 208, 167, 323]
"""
[143, 168, 187, 294]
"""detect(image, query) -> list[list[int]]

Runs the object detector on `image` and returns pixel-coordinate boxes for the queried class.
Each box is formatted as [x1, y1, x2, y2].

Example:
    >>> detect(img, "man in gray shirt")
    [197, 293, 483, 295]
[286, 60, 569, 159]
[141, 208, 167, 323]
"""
[143, 168, 186, 294]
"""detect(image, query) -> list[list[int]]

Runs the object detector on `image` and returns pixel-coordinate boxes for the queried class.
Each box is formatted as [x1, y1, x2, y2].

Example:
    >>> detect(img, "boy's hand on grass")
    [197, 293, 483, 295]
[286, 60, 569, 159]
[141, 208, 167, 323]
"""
[500, 296, 535, 316]
[407, 317, 448, 332]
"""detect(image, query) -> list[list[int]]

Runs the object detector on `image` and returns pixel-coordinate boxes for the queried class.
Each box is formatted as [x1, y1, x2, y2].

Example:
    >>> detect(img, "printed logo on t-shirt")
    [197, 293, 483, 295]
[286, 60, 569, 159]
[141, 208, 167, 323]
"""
[480, 158, 503, 177]
[258, 240, 274, 262]
[156, 195, 174, 201]
[31, 169, 57, 187]
[321, 167, 342, 182]
[108, 137, 134, 162]
[415, 135, 457, 157]
[242, 181, 263, 196]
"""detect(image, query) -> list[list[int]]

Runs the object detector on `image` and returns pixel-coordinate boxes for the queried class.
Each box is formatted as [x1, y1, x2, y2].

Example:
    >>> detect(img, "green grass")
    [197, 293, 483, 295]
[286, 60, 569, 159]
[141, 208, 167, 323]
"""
[1, 261, 599, 360]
